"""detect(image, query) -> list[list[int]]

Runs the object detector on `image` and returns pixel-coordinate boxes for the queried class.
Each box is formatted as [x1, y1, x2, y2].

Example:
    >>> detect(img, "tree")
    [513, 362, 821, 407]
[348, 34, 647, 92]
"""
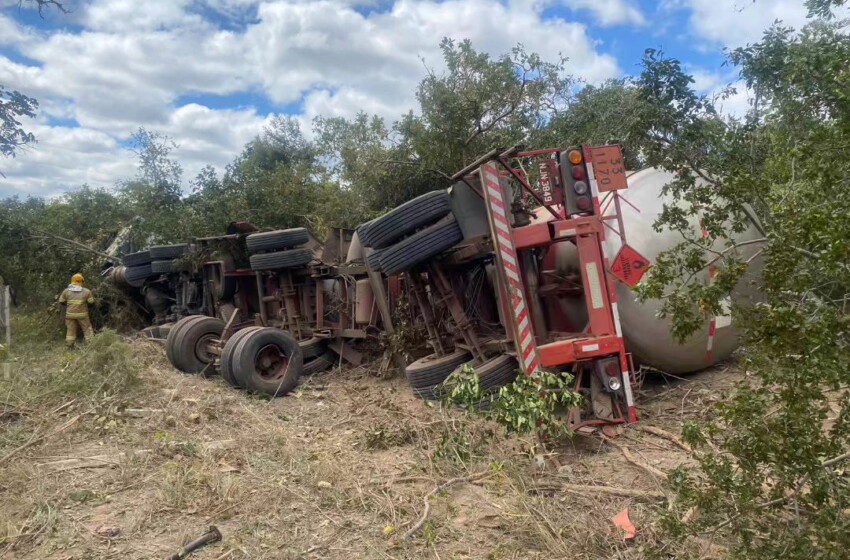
[0, 86, 38, 178]
[315, 40, 577, 212]
[117, 129, 185, 243]
[17, 0, 69, 16]
[629, 5, 850, 558]
[1, 0, 68, 177]
[535, 79, 647, 169]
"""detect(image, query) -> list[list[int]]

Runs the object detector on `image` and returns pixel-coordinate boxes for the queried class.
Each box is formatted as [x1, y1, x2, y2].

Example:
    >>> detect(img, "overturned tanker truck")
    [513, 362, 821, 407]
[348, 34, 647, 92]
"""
[111, 144, 762, 429]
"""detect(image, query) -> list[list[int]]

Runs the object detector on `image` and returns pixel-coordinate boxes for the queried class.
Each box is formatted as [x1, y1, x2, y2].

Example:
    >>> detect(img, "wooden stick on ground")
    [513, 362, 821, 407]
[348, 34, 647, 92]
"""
[0, 413, 83, 466]
[635, 425, 693, 453]
[536, 483, 666, 500]
[402, 470, 491, 540]
[604, 436, 667, 480]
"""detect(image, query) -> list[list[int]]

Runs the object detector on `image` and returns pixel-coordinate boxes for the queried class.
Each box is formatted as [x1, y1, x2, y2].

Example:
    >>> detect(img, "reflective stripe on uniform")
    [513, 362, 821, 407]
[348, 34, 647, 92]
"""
[66, 312, 89, 319]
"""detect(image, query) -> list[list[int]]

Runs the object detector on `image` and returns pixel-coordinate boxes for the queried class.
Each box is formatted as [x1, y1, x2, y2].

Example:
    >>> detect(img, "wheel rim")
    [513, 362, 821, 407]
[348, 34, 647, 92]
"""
[255, 344, 290, 380]
[194, 332, 219, 364]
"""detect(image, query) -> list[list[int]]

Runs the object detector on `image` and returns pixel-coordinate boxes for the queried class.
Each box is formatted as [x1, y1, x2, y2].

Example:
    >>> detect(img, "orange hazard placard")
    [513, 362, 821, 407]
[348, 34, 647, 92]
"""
[610, 244, 650, 287]
[589, 145, 628, 192]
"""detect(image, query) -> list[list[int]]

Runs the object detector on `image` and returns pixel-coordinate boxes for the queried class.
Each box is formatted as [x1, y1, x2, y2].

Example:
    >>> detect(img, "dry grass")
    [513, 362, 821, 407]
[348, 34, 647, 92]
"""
[0, 312, 736, 559]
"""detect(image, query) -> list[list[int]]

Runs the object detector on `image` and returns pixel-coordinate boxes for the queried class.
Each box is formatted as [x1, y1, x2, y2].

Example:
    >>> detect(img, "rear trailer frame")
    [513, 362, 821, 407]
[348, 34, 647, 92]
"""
[469, 145, 638, 427]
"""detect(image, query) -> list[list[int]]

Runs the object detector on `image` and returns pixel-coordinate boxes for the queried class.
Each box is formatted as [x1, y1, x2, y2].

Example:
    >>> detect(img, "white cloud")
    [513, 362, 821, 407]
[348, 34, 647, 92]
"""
[685, 0, 811, 47]
[682, 66, 752, 119]
[0, 0, 621, 196]
[562, 0, 646, 27]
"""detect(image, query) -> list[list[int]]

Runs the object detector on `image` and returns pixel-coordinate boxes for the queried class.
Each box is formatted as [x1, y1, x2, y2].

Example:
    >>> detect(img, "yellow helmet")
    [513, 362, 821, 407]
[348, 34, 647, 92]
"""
[71, 273, 85, 285]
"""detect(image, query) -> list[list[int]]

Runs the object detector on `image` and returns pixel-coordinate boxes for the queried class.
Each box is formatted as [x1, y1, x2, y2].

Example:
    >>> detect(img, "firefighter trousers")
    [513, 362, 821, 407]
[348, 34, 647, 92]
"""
[65, 317, 94, 348]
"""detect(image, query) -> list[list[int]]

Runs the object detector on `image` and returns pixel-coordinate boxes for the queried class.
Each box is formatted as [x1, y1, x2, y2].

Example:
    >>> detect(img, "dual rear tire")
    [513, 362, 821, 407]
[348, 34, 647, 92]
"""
[168, 321, 310, 398]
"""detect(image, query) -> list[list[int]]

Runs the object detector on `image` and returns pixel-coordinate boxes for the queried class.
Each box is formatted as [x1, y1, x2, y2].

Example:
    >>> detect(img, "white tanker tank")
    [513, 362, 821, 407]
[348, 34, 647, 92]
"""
[564, 168, 763, 374]
[450, 166, 763, 374]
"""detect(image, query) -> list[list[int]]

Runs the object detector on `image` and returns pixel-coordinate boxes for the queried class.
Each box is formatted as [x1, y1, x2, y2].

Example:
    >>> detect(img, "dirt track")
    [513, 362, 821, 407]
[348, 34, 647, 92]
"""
[0, 339, 740, 559]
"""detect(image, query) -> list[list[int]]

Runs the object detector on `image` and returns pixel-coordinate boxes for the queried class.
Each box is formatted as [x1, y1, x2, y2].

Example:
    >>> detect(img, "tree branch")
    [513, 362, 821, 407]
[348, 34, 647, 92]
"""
[29, 229, 113, 260]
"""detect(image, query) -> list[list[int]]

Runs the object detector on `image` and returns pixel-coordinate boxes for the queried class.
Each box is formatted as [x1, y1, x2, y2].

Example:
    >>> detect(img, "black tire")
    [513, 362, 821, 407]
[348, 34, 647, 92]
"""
[303, 352, 335, 376]
[172, 316, 225, 374]
[405, 350, 471, 401]
[208, 263, 237, 301]
[365, 249, 383, 272]
[220, 327, 263, 387]
[379, 218, 463, 276]
[125, 264, 155, 286]
[250, 248, 313, 271]
[472, 354, 518, 392]
[360, 191, 451, 249]
[355, 220, 374, 248]
[246, 228, 310, 253]
[150, 244, 189, 260]
[123, 250, 152, 267]
[151, 259, 187, 275]
[166, 316, 207, 368]
[232, 328, 303, 397]
[442, 355, 518, 409]
[298, 337, 326, 360]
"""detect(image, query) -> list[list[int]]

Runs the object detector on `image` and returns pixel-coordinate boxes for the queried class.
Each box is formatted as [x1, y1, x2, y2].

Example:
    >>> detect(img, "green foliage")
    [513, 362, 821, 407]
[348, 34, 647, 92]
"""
[488, 369, 582, 440]
[535, 79, 647, 169]
[629, 5, 850, 558]
[442, 365, 581, 441]
[316, 39, 577, 211]
[0, 85, 38, 174]
[442, 363, 484, 412]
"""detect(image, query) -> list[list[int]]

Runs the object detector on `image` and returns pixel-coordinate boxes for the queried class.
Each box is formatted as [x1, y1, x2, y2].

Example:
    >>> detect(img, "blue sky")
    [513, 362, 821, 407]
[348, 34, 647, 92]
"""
[0, 0, 826, 198]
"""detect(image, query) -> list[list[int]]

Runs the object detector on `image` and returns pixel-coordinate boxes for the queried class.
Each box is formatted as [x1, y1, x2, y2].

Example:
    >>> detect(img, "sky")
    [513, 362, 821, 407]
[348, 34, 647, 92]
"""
[0, 0, 829, 198]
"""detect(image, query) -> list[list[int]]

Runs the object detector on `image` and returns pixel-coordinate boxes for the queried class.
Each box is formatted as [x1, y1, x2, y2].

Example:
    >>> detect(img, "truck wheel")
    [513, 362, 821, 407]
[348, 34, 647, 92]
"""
[405, 350, 471, 400]
[232, 328, 304, 397]
[208, 262, 237, 301]
[220, 327, 264, 387]
[447, 354, 519, 410]
[303, 352, 335, 376]
[123, 250, 152, 267]
[249, 248, 313, 271]
[150, 244, 189, 260]
[298, 337, 326, 360]
[125, 263, 156, 286]
[379, 218, 463, 276]
[151, 259, 188, 274]
[474, 354, 519, 392]
[172, 316, 225, 374]
[359, 190, 451, 249]
[166, 315, 206, 368]
[246, 228, 309, 253]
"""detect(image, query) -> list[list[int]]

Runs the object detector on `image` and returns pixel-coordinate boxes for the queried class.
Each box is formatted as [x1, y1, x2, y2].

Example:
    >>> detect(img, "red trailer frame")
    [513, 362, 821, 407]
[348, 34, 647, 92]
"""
[475, 145, 638, 426]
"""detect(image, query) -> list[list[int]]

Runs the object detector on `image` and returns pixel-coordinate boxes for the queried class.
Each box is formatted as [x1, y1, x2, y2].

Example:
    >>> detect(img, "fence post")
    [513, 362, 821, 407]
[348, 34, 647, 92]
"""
[0, 285, 9, 349]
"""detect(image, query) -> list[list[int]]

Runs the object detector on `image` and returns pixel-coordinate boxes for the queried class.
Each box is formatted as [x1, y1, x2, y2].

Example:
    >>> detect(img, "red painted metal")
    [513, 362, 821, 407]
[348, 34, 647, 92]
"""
[513, 222, 553, 249]
[473, 144, 638, 426]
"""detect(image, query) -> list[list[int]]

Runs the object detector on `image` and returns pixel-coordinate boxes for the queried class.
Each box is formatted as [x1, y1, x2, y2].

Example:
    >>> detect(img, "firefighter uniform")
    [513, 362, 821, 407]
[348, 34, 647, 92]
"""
[59, 274, 94, 348]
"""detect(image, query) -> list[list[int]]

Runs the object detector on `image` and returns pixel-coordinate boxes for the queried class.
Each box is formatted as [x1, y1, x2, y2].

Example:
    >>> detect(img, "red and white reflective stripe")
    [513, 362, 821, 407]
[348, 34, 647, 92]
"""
[605, 257, 638, 423]
[480, 162, 540, 375]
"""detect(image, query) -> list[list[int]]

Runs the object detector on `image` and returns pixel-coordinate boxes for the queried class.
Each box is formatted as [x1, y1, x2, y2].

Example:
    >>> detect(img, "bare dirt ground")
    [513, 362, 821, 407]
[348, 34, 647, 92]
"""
[0, 335, 741, 560]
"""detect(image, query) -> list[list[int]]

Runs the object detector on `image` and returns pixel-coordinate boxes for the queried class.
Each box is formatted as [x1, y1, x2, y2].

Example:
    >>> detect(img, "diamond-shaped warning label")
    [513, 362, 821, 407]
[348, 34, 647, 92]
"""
[610, 244, 650, 287]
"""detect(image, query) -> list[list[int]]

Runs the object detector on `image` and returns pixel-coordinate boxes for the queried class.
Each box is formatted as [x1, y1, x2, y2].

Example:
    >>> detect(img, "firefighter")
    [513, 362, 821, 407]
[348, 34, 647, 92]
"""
[59, 273, 95, 348]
